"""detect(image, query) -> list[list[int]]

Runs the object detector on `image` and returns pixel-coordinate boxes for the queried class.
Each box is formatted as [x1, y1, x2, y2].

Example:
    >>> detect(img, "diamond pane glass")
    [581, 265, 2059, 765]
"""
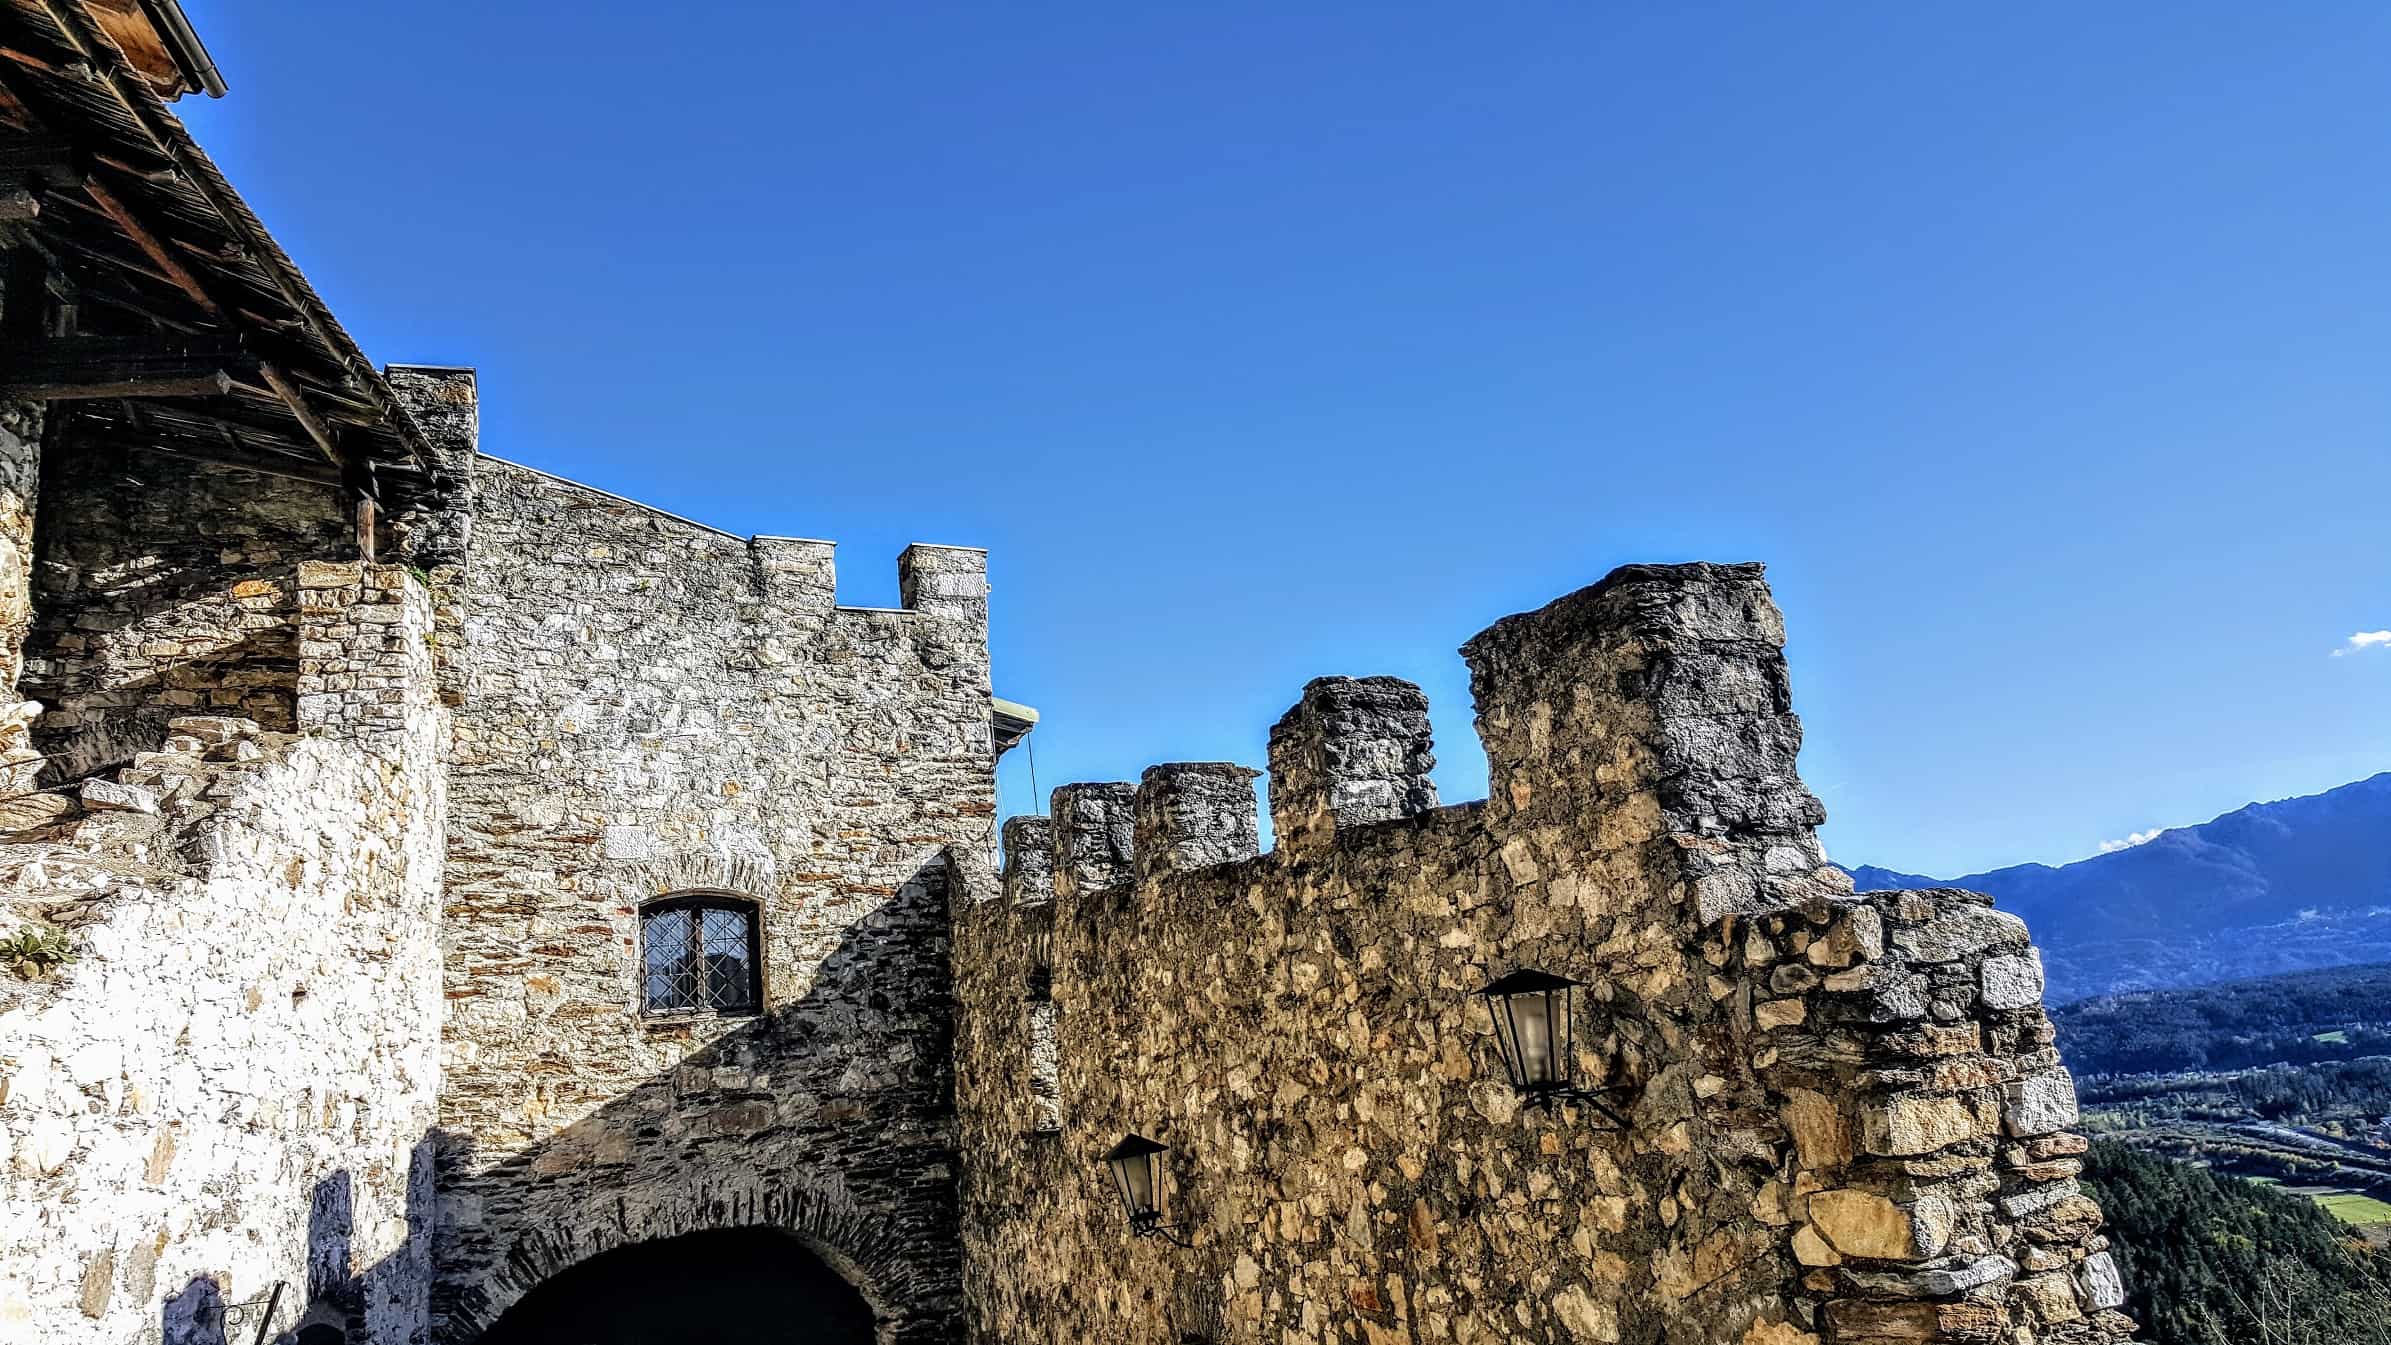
[642, 900, 759, 1014]
[701, 906, 757, 1012]
[643, 907, 697, 1011]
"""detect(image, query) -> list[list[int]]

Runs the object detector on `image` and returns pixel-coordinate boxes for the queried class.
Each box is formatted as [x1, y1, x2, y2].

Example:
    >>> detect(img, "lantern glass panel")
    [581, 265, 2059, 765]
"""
[1516, 989, 1557, 1084]
[1478, 970, 1581, 1094]
[1121, 1152, 1154, 1211]
[1102, 1134, 1169, 1222]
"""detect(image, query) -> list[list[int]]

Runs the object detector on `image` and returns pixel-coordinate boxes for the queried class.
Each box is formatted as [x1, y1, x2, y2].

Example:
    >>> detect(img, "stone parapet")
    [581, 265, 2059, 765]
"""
[898, 543, 990, 627]
[1050, 782, 1136, 905]
[384, 366, 479, 574]
[750, 535, 839, 609]
[1003, 815, 1057, 908]
[1463, 561, 1834, 925]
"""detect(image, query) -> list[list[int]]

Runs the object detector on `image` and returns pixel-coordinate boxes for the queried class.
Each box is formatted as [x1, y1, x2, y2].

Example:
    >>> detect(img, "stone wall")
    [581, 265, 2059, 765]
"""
[22, 439, 358, 780]
[0, 400, 43, 797]
[431, 456, 998, 1343]
[954, 563, 2134, 1345]
[0, 563, 446, 1345]
[0, 400, 39, 695]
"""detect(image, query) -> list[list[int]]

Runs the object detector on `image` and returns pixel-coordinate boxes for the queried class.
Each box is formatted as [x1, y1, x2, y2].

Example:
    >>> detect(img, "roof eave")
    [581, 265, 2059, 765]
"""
[138, 1, 225, 99]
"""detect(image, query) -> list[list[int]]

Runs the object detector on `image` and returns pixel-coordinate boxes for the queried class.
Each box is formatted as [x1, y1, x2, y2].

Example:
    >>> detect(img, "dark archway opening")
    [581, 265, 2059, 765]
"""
[474, 1229, 876, 1345]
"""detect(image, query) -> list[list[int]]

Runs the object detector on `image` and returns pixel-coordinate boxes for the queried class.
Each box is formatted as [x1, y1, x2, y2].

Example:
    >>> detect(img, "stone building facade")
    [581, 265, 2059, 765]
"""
[0, 7, 2138, 1344]
[430, 444, 998, 1344]
[0, 370, 1008, 1345]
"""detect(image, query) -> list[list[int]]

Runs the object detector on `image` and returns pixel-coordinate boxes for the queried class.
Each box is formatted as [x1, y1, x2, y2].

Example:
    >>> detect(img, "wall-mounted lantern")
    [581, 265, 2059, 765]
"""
[1477, 969, 1634, 1126]
[1102, 1133, 1192, 1246]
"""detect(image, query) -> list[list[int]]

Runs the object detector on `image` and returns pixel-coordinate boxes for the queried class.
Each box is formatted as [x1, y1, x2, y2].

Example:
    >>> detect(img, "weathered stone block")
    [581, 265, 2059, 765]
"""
[1265, 676, 1438, 854]
[1807, 1189, 1923, 1261]
[1979, 952, 2046, 1011]
[77, 778, 158, 814]
[1862, 1093, 1989, 1156]
[1134, 762, 1261, 878]
[2075, 1251, 2125, 1310]
[2002, 1071, 2080, 1138]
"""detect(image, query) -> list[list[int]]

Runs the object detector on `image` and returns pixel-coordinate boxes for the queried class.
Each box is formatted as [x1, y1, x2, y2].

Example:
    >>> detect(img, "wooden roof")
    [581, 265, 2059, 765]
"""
[0, 0, 434, 495]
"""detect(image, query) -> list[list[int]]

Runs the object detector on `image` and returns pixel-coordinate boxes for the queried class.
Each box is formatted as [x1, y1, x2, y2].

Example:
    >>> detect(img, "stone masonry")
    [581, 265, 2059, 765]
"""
[0, 400, 42, 804]
[22, 439, 362, 778]
[954, 563, 2134, 1345]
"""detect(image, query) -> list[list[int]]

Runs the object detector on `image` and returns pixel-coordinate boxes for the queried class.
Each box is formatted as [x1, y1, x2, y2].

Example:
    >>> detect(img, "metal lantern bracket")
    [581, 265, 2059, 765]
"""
[1130, 1210, 1195, 1249]
[1101, 1133, 1194, 1248]
[1520, 1081, 1640, 1128]
[1477, 968, 1642, 1129]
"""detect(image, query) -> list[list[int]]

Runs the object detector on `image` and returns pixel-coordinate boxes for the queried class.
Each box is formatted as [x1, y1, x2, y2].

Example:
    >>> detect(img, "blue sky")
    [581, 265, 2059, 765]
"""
[179, 2, 2388, 875]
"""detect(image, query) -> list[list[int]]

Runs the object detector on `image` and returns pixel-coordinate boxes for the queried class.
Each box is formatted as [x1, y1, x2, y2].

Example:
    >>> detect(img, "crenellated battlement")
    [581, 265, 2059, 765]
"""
[991, 560, 1836, 912]
[956, 560, 2134, 1345]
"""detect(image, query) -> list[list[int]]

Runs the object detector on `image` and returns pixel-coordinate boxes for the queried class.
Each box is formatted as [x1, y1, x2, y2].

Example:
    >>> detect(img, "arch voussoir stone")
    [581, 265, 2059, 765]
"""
[440, 1180, 928, 1345]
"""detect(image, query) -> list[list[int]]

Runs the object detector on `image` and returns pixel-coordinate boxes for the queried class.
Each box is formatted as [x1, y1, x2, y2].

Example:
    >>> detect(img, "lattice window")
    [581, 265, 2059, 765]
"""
[640, 895, 761, 1015]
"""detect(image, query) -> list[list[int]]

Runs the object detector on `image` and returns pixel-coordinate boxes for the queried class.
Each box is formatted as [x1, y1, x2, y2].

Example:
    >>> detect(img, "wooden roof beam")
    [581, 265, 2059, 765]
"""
[0, 332, 246, 399]
[0, 39, 374, 484]
[80, 165, 346, 468]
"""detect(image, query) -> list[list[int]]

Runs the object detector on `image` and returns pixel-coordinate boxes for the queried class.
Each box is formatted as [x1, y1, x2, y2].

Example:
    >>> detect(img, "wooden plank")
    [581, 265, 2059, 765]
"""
[355, 493, 377, 563]
[0, 332, 246, 399]
[0, 47, 67, 77]
[0, 133, 78, 186]
[254, 359, 341, 465]
[67, 423, 341, 487]
[3, 368, 232, 399]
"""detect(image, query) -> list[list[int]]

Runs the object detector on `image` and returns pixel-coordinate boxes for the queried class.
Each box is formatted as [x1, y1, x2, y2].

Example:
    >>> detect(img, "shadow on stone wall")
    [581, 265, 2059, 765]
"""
[24, 562, 304, 783]
[150, 1143, 438, 1345]
[426, 852, 967, 1345]
[133, 854, 963, 1345]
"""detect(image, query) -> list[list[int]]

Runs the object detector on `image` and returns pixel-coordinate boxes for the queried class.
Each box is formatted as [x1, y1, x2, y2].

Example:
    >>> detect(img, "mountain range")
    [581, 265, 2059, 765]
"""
[1843, 771, 2391, 1004]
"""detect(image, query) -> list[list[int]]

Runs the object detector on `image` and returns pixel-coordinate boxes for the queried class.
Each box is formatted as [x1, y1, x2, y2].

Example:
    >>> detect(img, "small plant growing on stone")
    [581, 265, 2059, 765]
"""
[0, 924, 74, 980]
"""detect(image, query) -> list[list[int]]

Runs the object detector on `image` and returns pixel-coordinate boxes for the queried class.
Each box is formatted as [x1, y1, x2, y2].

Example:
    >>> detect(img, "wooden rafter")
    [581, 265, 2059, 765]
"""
[0, 7, 441, 504]
[0, 50, 354, 476]
[31, 0, 434, 482]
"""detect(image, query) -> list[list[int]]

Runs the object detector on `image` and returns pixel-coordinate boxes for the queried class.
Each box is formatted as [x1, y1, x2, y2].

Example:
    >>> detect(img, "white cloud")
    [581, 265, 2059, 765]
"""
[2332, 630, 2391, 657]
[2098, 828, 2164, 854]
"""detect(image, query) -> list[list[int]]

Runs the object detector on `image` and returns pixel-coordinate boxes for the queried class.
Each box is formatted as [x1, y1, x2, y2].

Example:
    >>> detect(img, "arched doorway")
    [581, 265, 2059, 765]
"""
[474, 1229, 876, 1345]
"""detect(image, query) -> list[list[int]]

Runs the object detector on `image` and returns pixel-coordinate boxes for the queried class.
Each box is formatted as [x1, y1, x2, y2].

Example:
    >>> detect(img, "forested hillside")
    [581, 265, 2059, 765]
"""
[2053, 960, 2391, 1075]
[2084, 1142, 2391, 1344]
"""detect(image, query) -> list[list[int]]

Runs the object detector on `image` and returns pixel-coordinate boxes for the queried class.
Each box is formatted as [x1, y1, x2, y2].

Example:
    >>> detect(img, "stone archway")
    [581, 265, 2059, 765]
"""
[472, 1228, 876, 1345]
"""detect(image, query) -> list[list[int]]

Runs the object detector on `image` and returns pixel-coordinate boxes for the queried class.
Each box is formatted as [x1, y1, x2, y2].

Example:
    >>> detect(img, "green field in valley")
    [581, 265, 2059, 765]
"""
[2315, 1192, 2391, 1226]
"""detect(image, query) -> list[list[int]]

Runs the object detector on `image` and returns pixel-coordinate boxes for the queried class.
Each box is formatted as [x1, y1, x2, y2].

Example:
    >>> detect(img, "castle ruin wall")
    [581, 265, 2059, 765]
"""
[955, 563, 2133, 1345]
[0, 399, 43, 800]
[0, 563, 446, 1345]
